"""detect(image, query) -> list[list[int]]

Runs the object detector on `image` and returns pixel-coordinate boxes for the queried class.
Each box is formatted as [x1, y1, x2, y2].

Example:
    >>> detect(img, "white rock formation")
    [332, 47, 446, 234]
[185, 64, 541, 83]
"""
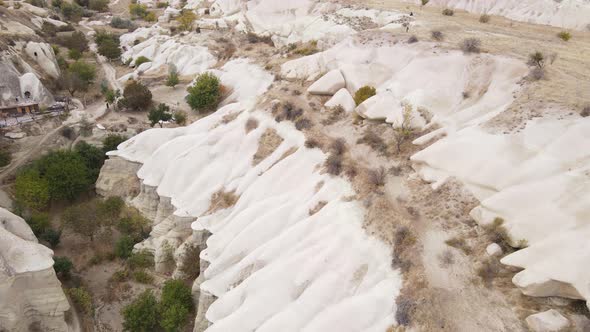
[120, 33, 216, 77]
[99, 58, 401, 330]
[22, 42, 61, 79]
[525, 309, 570, 332]
[0, 208, 70, 331]
[412, 0, 590, 31]
[325, 88, 356, 113]
[486, 243, 502, 256]
[0, 63, 53, 107]
[307, 69, 345, 95]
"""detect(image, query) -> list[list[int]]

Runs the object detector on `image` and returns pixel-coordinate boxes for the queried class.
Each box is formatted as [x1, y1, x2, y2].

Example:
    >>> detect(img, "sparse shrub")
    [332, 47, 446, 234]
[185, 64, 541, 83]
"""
[246, 32, 273, 45]
[165, 65, 179, 88]
[461, 38, 481, 53]
[321, 105, 345, 125]
[177, 10, 197, 31]
[421, 0, 429, 5]
[528, 67, 545, 81]
[173, 111, 187, 125]
[68, 48, 82, 60]
[304, 138, 321, 149]
[476, 259, 501, 287]
[68, 287, 93, 315]
[115, 235, 136, 259]
[144, 11, 156, 21]
[133, 270, 154, 284]
[129, 3, 148, 18]
[395, 295, 416, 326]
[557, 31, 571, 41]
[483, 217, 512, 249]
[177, 244, 200, 280]
[156, 1, 167, 8]
[185, 72, 221, 113]
[353, 86, 376, 106]
[431, 30, 444, 41]
[88, 0, 108, 11]
[357, 128, 388, 155]
[528, 51, 545, 68]
[407, 35, 418, 43]
[329, 138, 347, 156]
[128, 249, 154, 269]
[442, 8, 454, 16]
[54, 256, 73, 278]
[393, 103, 415, 153]
[274, 102, 303, 122]
[27, 0, 46, 8]
[60, 2, 84, 21]
[110, 17, 135, 29]
[60, 31, 88, 53]
[134, 55, 152, 68]
[102, 134, 126, 153]
[110, 269, 129, 283]
[581, 106, 590, 117]
[294, 117, 312, 130]
[324, 154, 343, 175]
[293, 40, 318, 56]
[40, 228, 61, 248]
[120, 80, 152, 111]
[367, 167, 386, 188]
[479, 14, 490, 23]
[245, 117, 258, 133]
[60, 126, 76, 140]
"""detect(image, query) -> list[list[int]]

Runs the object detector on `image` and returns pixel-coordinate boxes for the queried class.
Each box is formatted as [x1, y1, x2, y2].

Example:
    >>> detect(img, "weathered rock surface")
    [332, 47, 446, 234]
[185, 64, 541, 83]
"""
[307, 69, 345, 95]
[525, 309, 570, 332]
[324, 88, 356, 113]
[0, 208, 69, 332]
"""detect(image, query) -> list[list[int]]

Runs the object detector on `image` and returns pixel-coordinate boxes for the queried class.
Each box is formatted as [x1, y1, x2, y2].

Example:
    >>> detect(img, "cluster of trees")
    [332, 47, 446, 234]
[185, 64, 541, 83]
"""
[14, 135, 125, 212]
[52, 0, 85, 22]
[122, 280, 193, 332]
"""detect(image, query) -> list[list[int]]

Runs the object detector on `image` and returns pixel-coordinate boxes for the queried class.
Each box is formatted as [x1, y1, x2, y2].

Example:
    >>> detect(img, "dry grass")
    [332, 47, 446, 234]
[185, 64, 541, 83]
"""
[321, 105, 346, 125]
[273, 101, 304, 122]
[304, 138, 322, 149]
[357, 128, 389, 155]
[295, 117, 313, 130]
[461, 38, 481, 53]
[309, 201, 327, 216]
[482, 217, 512, 249]
[252, 128, 283, 165]
[324, 153, 343, 175]
[329, 138, 347, 156]
[431, 30, 444, 41]
[444, 236, 472, 255]
[245, 117, 259, 133]
[207, 189, 240, 214]
[220, 112, 239, 124]
[476, 258, 501, 287]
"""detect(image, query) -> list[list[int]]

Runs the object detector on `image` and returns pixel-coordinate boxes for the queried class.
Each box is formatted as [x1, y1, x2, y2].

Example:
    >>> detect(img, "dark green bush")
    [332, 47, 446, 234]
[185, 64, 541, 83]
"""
[102, 134, 127, 153]
[185, 72, 221, 113]
[122, 290, 159, 332]
[54, 256, 73, 278]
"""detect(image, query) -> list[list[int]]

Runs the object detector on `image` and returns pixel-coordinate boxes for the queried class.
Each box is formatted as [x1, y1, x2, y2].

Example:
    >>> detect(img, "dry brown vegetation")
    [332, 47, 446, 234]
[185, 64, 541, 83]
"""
[252, 128, 283, 165]
[245, 117, 259, 133]
[207, 189, 240, 214]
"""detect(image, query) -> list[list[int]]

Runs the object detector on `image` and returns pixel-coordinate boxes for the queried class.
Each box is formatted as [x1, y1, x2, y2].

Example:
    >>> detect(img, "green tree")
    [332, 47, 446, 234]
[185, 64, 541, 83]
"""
[62, 31, 88, 52]
[68, 61, 96, 86]
[97, 196, 124, 224]
[54, 256, 73, 278]
[120, 81, 152, 111]
[165, 66, 179, 88]
[61, 2, 84, 21]
[40, 228, 61, 248]
[74, 141, 105, 181]
[161, 304, 189, 332]
[88, 0, 108, 11]
[148, 103, 173, 127]
[35, 150, 93, 202]
[185, 72, 220, 113]
[0, 149, 11, 167]
[98, 38, 121, 60]
[14, 169, 50, 211]
[102, 134, 127, 153]
[122, 290, 159, 332]
[129, 3, 148, 18]
[160, 279, 193, 312]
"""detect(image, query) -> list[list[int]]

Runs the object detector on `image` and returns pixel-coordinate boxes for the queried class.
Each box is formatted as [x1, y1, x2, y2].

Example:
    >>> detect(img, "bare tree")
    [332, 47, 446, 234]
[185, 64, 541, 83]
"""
[393, 103, 415, 153]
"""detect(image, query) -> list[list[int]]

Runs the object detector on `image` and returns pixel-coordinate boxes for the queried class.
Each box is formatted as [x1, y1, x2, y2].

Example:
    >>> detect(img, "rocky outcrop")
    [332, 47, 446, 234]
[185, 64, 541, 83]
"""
[0, 209, 69, 332]
[307, 69, 345, 95]
[526, 309, 570, 332]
